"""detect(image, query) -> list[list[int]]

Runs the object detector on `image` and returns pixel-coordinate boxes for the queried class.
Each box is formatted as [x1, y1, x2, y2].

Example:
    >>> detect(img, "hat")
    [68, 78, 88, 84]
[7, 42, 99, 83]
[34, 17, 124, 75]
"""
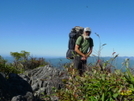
[84, 27, 91, 32]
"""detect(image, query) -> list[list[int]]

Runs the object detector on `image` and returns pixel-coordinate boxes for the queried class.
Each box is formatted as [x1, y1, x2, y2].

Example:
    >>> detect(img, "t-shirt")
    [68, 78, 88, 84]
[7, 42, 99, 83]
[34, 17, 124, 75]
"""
[75, 36, 94, 54]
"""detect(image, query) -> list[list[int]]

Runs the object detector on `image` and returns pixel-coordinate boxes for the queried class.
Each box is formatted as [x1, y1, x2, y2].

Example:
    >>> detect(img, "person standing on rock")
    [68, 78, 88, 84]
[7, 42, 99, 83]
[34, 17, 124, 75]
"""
[74, 27, 94, 76]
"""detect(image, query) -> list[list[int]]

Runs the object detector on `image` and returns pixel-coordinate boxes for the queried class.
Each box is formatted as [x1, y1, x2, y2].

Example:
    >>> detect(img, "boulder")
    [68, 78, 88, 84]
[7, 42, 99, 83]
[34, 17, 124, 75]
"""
[11, 92, 33, 101]
[0, 65, 67, 101]
[0, 73, 11, 101]
[26, 65, 67, 99]
[8, 73, 33, 96]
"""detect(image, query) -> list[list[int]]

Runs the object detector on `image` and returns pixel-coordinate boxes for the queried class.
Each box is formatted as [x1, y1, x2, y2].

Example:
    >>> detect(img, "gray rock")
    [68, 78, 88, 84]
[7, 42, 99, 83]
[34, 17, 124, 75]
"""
[0, 65, 68, 101]
[11, 92, 33, 101]
[0, 72, 5, 77]
[11, 95, 25, 101]
[0, 73, 11, 100]
[26, 65, 67, 100]
[0, 73, 34, 101]
[32, 82, 39, 92]
[8, 73, 33, 96]
[24, 92, 33, 101]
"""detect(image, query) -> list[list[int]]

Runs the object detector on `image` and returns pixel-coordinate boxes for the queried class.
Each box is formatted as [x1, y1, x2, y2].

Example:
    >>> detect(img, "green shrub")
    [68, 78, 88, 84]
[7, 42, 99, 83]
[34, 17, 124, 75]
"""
[56, 64, 134, 101]
[0, 56, 21, 76]
[10, 50, 49, 70]
[25, 57, 50, 69]
[0, 51, 50, 75]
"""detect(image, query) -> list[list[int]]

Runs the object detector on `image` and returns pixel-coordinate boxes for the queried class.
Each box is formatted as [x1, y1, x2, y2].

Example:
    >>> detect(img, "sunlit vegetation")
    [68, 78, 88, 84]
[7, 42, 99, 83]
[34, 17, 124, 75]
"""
[0, 50, 49, 76]
[55, 57, 134, 101]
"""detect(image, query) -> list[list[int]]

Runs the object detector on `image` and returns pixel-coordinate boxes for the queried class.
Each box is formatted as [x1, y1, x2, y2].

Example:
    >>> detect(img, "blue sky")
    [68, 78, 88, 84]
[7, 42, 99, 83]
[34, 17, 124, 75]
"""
[0, 0, 134, 58]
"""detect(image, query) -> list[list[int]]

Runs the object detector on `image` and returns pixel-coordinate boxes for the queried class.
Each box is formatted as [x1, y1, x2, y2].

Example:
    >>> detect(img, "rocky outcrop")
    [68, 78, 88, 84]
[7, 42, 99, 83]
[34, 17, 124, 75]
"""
[0, 72, 11, 101]
[27, 65, 67, 100]
[0, 65, 67, 101]
[0, 72, 34, 101]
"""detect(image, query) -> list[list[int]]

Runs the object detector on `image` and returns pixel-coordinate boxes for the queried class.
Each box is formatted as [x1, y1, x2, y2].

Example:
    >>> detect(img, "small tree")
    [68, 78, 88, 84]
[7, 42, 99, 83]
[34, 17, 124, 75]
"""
[10, 50, 30, 61]
[10, 50, 30, 70]
[0, 55, 20, 76]
[10, 50, 49, 70]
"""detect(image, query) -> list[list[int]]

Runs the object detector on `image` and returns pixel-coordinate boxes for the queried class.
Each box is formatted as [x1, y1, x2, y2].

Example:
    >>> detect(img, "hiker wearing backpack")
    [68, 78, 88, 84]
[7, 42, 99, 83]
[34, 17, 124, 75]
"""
[74, 27, 93, 76]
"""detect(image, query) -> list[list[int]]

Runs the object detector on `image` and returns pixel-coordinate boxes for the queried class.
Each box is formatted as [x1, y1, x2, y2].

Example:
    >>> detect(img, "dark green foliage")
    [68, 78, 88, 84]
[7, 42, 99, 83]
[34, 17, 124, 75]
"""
[0, 50, 49, 76]
[10, 50, 30, 61]
[10, 50, 49, 70]
[0, 56, 20, 76]
[25, 57, 50, 70]
[56, 64, 134, 101]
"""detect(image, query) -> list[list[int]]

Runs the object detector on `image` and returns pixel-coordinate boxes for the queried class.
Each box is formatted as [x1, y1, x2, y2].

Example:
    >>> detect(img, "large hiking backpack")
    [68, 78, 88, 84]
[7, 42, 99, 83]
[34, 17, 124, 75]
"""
[66, 26, 84, 59]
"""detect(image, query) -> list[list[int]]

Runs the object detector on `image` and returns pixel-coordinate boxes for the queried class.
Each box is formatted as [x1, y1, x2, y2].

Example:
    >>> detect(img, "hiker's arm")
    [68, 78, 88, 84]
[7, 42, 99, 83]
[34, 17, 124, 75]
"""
[75, 45, 85, 57]
[86, 47, 93, 57]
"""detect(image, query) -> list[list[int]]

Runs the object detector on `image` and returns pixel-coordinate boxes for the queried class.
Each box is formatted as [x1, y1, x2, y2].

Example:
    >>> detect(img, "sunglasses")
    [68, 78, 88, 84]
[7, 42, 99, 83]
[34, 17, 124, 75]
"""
[85, 31, 91, 33]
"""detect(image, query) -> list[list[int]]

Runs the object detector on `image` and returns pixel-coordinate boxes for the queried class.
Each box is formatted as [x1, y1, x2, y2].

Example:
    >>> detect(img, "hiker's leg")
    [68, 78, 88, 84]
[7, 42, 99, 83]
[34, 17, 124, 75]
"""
[74, 56, 82, 75]
[81, 60, 87, 75]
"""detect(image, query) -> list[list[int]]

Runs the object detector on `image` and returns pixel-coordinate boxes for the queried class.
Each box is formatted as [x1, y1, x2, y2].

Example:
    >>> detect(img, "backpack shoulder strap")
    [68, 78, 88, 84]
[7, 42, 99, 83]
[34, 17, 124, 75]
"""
[88, 37, 94, 47]
[79, 36, 84, 46]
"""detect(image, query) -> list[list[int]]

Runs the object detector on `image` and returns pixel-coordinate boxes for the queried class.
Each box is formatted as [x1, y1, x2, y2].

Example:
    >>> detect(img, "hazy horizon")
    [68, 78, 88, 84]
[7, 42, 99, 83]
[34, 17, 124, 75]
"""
[2, 55, 134, 71]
